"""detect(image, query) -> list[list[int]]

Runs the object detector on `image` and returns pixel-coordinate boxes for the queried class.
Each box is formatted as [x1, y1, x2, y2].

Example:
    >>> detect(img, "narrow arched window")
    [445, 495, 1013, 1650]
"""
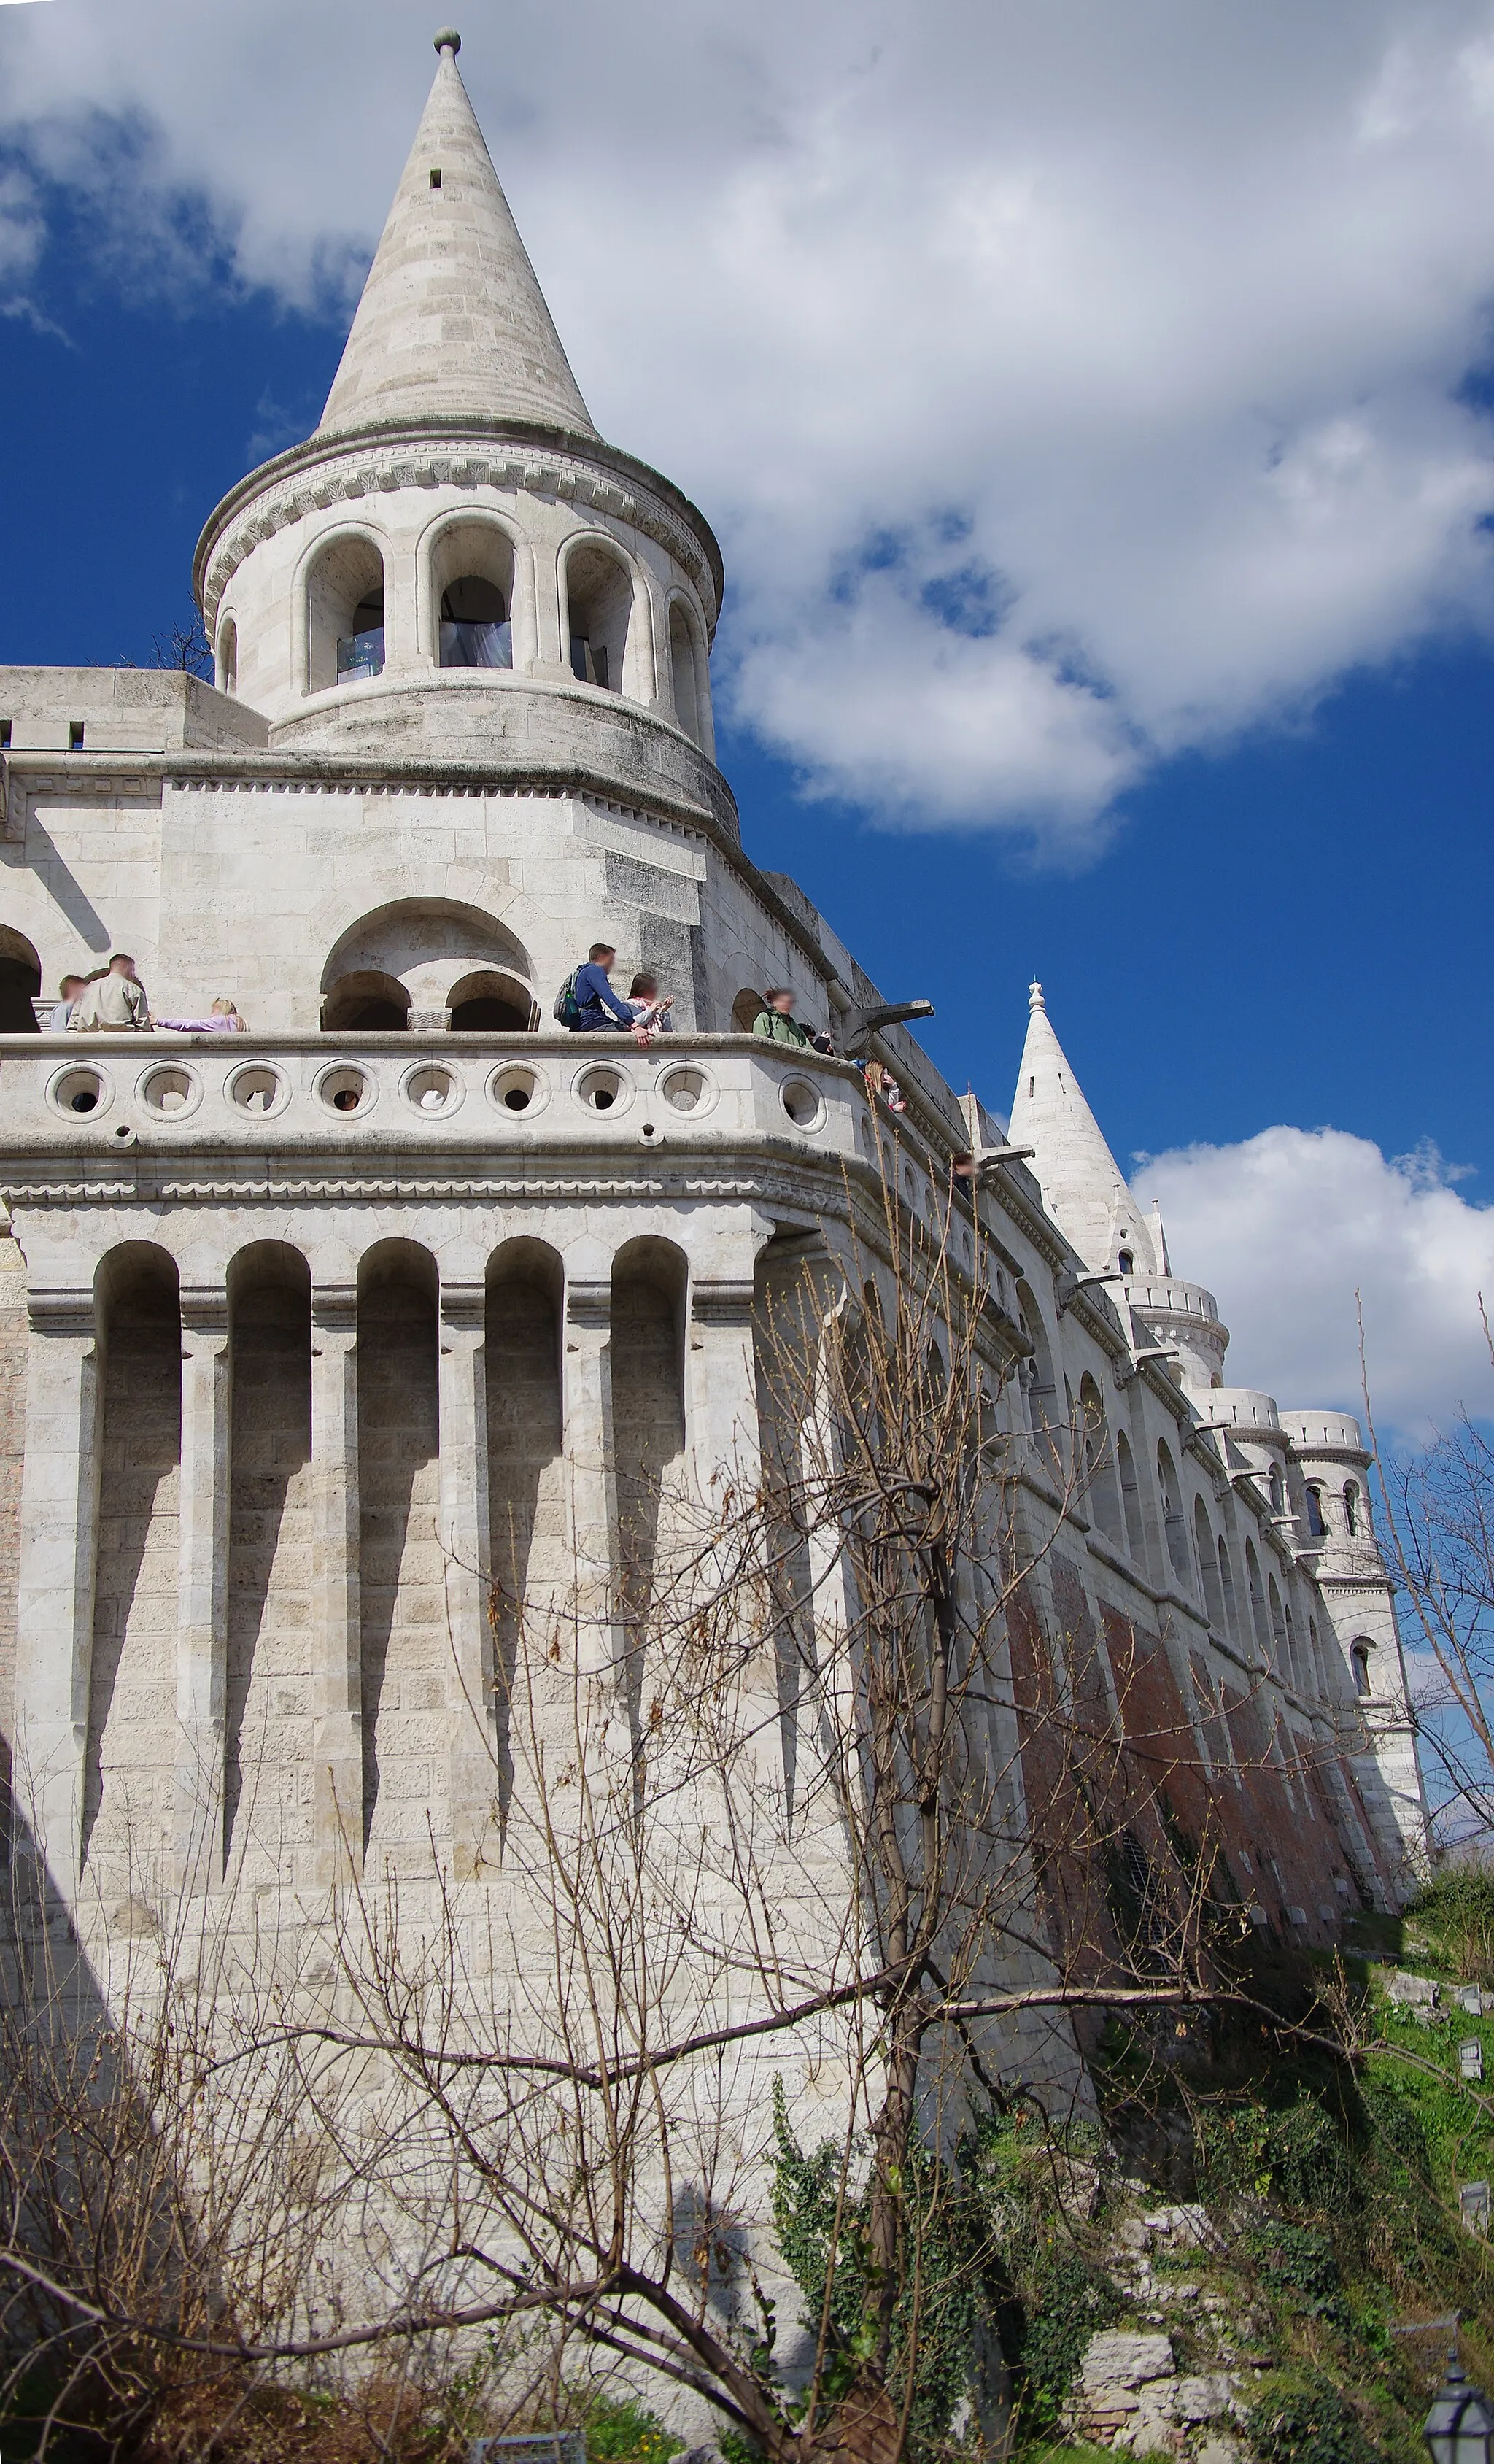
[668, 598, 708, 746]
[1156, 1442, 1191, 1585]
[1196, 1497, 1225, 1629]
[1352, 1642, 1371, 1697]
[1344, 1481, 1360, 1537]
[216, 616, 239, 697]
[564, 539, 633, 695]
[1306, 1485, 1326, 1538]
[306, 533, 387, 694]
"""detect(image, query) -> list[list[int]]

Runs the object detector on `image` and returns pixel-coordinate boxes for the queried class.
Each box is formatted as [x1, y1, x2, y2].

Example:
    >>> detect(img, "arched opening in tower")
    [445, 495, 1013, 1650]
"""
[564, 539, 633, 695]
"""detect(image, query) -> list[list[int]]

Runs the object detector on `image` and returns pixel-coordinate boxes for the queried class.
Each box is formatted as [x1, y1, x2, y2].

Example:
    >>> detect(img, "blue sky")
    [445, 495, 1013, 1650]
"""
[3, 0, 1494, 1429]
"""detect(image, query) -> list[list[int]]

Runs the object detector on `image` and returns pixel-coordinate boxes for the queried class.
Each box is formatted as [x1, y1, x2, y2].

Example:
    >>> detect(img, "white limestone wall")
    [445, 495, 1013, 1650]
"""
[0, 776, 847, 1039]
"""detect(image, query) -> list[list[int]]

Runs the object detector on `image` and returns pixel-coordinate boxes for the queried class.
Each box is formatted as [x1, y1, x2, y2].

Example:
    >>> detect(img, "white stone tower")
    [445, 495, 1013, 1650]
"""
[0, 28, 1426, 2007]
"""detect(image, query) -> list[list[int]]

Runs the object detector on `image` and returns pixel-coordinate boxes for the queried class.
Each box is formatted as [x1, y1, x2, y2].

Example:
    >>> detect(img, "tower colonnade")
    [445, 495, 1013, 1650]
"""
[10, 1199, 767, 1908]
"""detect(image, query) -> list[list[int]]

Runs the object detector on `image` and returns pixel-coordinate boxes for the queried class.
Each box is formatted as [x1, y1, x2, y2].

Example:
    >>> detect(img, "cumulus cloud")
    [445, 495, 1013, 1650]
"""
[8, 1, 1494, 840]
[1131, 1127, 1494, 1434]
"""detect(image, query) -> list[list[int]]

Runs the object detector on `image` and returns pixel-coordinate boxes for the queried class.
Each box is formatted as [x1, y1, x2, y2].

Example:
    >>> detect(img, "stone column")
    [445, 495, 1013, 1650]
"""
[687, 1276, 762, 1508]
[175, 1287, 231, 1893]
[310, 1286, 361, 1884]
[689, 1269, 789, 1798]
[438, 1283, 495, 1877]
[530, 527, 572, 683]
[803, 1294, 862, 1766]
[12, 1291, 101, 1901]
[563, 1278, 619, 1677]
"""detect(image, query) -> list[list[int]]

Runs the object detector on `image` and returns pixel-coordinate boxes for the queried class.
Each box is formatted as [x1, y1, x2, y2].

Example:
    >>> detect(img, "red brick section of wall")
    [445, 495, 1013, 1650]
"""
[0, 1237, 28, 1855]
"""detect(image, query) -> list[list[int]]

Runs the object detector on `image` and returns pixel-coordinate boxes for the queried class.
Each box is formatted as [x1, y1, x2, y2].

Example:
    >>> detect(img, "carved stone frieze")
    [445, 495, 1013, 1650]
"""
[201, 441, 719, 634]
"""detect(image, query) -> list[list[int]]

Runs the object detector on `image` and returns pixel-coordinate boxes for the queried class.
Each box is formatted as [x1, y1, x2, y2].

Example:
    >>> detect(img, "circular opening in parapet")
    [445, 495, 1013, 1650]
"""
[227, 1062, 288, 1119]
[780, 1076, 824, 1134]
[487, 1062, 547, 1118]
[48, 1065, 111, 1121]
[659, 1063, 713, 1117]
[574, 1063, 631, 1117]
[315, 1063, 374, 1118]
[402, 1062, 462, 1118]
[139, 1063, 201, 1120]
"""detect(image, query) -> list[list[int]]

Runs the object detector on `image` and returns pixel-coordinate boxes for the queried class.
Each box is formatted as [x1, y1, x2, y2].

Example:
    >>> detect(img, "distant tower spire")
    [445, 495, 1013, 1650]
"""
[1150, 1197, 1171, 1276]
[317, 29, 597, 439]
[1007, 983, 1158, 1277]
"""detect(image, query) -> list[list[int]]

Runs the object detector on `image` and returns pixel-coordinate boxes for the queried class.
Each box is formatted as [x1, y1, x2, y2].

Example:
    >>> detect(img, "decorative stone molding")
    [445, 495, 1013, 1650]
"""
[1, 1175, 770, 1206]
[25, 1291, 97, 1338]
[690, 1278, 757, 1327]
[438, 1285, 487, 1336]
[178, 1289, 231, 1342]
[309, 1286, 359, 1336]
[198, 436, 720, 637]
[565, 1282, 611, 1330]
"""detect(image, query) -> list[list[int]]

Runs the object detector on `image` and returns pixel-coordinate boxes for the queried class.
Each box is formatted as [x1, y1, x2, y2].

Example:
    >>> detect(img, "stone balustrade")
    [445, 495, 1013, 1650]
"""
[0, 1032, 870, 1165]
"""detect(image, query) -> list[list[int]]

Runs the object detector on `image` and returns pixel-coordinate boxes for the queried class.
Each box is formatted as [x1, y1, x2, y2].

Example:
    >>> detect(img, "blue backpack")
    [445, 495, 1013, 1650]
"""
[553, 970, 581, 1030]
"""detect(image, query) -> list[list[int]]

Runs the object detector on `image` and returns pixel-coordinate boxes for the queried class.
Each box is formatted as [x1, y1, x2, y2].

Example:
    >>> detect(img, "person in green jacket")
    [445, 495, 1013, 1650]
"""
[751, 987, 830, 1051]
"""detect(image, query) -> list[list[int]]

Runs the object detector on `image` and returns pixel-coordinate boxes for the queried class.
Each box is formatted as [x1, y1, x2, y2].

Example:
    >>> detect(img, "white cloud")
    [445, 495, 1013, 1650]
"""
[8, 2, 1494, 840]
[1131, 1127, 1494, 1433]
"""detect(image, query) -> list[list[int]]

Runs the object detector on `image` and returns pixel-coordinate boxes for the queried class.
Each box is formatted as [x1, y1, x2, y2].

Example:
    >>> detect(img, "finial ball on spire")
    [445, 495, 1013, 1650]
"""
[1028, 980, 1045, 1012]
[434, 26, 461, 55]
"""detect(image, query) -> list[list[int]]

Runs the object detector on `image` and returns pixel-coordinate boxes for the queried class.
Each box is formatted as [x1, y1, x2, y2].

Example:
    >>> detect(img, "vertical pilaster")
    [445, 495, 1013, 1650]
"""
[687, 1278, 762, 1505]
[175, 1288, 231, 1892]
[311, 1286, 361, 1883]
[689, 1270, 786, 1796]
[439, 1284, 495, 1877]
[563, 1278, 619, 1677]
[12, 1292, 101, 1901]
[531, 533, 571, 682]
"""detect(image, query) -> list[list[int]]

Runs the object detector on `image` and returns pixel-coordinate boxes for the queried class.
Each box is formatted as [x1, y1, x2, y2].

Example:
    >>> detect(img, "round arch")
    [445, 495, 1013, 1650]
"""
[298, 524, 390, 696]
[0, 924, 40, 1034]
[447, 970, 538, 1032]
[731, 988, 764, 1035]
[322, 970, 411, 1032]
[665, 588, 711, 752]
[321, 900, 535, 1031]
[215, 611, 239, 697]
[417, 507, 526, 670]
[559, 530, 649, 701]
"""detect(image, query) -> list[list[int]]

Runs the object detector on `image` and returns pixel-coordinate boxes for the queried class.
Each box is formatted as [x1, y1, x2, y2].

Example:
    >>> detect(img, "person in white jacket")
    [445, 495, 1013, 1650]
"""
[68, 953, 151, 1032]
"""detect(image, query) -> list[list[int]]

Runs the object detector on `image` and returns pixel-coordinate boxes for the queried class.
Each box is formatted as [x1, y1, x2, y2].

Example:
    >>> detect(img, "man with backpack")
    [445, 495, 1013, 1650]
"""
[554, 943, 637, 1033]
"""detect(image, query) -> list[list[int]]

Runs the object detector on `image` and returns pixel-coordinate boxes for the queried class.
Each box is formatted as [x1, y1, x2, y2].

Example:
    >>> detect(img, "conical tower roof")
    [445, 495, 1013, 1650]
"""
[317, 28, 597, 441]
[1008, 982, 1158, 1275]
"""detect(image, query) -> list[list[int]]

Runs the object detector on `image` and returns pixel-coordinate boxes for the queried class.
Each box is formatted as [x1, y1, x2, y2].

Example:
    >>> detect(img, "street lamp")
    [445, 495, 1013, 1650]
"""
[1425, 2357, 1494, 2464]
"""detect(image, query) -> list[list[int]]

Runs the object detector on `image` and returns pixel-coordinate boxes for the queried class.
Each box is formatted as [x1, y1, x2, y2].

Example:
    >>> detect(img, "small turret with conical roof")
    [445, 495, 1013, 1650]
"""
[1010, 981, 1233, 1391]
[194, 29, 727, 813]
[1008, 980, 1158, 1278]
[317, 29, 597, 442]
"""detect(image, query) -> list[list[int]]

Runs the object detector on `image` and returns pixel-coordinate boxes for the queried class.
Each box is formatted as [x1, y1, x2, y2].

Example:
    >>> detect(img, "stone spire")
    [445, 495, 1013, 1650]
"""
[1008, 981, 1158, 1276]
[317, 28, 597, 441]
